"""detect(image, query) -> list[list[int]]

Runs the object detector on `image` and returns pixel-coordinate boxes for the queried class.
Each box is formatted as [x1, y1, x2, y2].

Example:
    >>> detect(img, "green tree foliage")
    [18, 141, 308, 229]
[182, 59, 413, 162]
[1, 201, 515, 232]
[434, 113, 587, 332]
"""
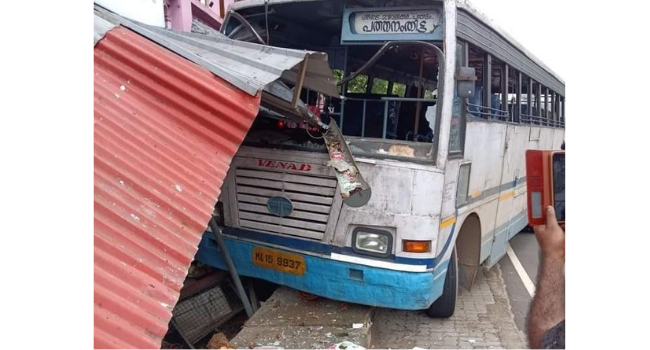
[333, 69, 368, 93]
[392, 83, 406, 97]
[332, 70, 411, 98]
[371, 78, 388, 94]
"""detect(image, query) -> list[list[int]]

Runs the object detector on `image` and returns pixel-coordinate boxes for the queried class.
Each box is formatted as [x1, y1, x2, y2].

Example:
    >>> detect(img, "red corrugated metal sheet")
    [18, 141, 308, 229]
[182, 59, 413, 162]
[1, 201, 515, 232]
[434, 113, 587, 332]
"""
[94, 27, 260, 349]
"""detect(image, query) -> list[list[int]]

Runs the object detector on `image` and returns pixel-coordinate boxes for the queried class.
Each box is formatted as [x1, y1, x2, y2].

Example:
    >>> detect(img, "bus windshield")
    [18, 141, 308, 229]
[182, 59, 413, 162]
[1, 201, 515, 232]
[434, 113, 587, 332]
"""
[225, 0, 446, 163]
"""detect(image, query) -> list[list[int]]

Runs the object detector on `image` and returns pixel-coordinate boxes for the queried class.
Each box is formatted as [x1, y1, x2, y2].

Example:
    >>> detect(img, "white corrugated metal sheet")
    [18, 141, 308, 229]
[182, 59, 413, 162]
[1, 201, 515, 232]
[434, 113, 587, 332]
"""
[95, 5, 339, 97]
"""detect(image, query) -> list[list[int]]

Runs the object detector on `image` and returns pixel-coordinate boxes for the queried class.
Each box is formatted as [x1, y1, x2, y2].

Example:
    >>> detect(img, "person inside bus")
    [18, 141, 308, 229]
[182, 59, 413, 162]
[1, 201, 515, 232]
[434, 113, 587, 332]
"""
[527, 206, 565, 349]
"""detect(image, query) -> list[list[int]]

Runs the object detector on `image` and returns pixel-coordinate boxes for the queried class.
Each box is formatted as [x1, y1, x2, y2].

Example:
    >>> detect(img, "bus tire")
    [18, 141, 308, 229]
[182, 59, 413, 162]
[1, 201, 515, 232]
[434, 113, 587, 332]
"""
[425, 248, 458, 318]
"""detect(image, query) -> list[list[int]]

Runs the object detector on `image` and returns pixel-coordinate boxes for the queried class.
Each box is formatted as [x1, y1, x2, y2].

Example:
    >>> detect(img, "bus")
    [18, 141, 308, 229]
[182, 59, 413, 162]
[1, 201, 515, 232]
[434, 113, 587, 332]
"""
[195, 0, 565, 318]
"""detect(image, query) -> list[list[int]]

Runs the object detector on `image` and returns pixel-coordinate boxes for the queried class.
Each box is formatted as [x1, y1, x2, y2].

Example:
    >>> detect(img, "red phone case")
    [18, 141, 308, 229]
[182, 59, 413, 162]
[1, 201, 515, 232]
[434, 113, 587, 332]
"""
[525, 150, 552, 226]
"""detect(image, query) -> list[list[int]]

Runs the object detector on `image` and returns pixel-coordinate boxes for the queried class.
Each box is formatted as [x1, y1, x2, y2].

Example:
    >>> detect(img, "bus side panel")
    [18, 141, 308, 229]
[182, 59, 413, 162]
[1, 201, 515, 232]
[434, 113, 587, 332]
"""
[435, 158, 462, 265]
[441, 159, 461, 219]
[552, 128, 565, 150]
[489, 124, 517, 265]
[511, 183, 529, 238]
[463, 120, 508, 263]
[538, 127, 556, 150]
[487, 124, 529, 265]
[508, 124, 567, 238]
[507, 124, 532, 240]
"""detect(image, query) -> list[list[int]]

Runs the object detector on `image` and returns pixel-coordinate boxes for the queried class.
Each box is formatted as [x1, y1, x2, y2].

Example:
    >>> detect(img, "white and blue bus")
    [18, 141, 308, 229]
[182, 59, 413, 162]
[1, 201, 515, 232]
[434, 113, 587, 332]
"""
[195, 0, 565, 317]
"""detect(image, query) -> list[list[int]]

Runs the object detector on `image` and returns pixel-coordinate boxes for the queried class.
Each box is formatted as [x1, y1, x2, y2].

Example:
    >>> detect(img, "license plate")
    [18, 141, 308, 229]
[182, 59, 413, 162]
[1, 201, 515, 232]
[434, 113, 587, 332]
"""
[252, 247, 306, 276]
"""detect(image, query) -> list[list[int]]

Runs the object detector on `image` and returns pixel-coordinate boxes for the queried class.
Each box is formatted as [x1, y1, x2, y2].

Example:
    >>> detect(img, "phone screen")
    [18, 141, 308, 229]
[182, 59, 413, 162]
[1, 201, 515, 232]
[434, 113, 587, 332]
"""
[552, 153, 565, 221]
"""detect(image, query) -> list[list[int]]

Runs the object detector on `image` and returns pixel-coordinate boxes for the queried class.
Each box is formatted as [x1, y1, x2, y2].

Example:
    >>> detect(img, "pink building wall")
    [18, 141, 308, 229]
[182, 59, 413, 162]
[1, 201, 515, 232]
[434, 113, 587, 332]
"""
[166, 0, 237, 32]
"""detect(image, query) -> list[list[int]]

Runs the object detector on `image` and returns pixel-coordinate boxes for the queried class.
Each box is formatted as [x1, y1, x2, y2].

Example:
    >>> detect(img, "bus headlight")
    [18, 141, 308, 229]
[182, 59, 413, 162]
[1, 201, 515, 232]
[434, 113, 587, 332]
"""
[352, 228, 392, 257]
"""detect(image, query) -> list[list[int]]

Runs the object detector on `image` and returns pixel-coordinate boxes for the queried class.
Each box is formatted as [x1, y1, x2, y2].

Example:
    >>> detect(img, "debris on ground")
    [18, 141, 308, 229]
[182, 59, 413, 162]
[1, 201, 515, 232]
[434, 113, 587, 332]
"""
[298, 291, 320, 301]
[206, 332, 231, 349]
[328, 341, 366, 350]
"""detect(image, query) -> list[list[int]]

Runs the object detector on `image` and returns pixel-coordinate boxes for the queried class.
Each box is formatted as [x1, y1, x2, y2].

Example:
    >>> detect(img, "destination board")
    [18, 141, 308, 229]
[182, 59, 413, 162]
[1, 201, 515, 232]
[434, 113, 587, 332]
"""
[341, 7, 444, 44]
[352, 10, 441, 35]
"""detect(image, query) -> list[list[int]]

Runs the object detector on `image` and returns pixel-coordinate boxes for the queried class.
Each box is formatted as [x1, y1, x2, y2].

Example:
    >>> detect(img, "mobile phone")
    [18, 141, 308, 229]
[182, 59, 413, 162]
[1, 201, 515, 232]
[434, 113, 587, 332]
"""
[525, 149, 565, 226]
[551, 152, 565, 222]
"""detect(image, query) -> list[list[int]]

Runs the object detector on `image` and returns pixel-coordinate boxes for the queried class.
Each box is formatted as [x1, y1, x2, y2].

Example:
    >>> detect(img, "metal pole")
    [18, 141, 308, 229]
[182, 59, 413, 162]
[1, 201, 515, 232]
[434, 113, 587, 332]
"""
[536, 82, 542, 124]
[562, 96, 566, 127]
[340, 45, 348, 133]
[502, 64, 508, 121]
[208, 217, 254, 318]
[413, 49, 425, 138]
[527, 78, 533, 123]
[383, 100, 389, 139]
[361, 100, 367, 137]
[544, 87, 549, 126]
[291, 57, 309, 109]
[516, 72, 522, 123]
[366, 75, 374, 94]
[483, 53, 492, 119]
[248, 279, 259, 313]
[551, 91, 556, 125]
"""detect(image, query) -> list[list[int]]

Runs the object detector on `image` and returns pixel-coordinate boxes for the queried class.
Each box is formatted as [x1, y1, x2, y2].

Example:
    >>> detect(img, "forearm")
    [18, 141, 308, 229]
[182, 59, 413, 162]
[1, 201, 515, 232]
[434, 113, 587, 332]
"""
[527, 255, 565, 348]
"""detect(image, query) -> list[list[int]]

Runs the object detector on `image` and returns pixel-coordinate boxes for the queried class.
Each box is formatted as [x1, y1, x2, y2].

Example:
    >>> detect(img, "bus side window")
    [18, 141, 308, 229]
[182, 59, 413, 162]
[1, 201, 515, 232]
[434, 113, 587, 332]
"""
[467, 44, 485, 118]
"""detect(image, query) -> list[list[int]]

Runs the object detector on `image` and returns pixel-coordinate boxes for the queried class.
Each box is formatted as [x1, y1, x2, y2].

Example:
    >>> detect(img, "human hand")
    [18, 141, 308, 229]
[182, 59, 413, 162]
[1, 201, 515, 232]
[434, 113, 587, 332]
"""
[533, 206, 565, 261]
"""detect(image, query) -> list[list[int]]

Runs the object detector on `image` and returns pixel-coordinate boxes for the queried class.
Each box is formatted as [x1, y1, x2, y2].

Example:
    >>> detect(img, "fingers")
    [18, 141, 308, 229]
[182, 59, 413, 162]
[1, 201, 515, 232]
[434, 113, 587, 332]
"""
[533, 224, 546, 244]
[545, 206, 559, 229]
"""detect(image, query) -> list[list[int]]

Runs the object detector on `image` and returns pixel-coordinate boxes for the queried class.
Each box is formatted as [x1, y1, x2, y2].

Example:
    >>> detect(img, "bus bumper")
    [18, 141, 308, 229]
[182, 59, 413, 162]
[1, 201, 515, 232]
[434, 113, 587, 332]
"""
[195, 232, 448, 310]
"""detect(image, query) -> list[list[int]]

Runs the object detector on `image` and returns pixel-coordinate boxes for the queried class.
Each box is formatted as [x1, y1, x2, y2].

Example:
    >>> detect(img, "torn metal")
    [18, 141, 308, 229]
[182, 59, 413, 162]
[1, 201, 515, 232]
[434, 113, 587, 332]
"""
[323, 121, 372, 207]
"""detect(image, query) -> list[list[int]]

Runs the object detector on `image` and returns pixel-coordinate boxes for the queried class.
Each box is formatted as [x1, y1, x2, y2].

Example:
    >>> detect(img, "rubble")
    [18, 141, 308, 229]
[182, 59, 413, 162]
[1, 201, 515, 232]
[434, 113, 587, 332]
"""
[207, 333, 231, 349]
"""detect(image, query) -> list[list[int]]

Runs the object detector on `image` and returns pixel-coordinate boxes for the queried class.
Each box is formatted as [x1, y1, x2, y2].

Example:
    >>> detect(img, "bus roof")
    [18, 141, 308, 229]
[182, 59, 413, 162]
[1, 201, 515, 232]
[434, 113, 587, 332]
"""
[456, 0, 564, 85]
[230, 0, 565, 87]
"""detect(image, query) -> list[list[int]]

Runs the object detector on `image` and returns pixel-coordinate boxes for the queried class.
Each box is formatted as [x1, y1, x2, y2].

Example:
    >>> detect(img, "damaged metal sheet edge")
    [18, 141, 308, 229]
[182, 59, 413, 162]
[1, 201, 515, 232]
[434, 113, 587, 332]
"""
[95, 5, 370, 208]
[95, 5, 339, 98]
[111, 20, 261, 96]
[94, 14, 117, 46]
[324, 121, 372, 208]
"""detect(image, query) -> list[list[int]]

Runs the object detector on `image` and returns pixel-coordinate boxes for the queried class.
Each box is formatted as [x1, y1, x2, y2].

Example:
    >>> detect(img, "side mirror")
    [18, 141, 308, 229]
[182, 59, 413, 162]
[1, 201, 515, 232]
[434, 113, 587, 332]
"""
[456, 66, 477, 99]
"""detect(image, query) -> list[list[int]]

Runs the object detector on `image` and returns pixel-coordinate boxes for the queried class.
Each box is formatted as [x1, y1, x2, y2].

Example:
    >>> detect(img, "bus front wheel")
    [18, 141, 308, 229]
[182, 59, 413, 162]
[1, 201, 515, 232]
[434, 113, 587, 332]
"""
[425, 248, 458, 318]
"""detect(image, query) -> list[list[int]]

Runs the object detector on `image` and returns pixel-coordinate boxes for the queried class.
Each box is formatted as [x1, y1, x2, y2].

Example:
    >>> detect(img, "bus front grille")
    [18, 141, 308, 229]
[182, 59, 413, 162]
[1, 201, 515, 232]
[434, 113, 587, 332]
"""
[234, 168, 337, 240]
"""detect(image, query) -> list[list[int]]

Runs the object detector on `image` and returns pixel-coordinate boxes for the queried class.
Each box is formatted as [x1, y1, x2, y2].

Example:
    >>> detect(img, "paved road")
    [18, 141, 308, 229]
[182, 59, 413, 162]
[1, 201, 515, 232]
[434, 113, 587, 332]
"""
[500, 232, 540, 334]
[370, 231, 541, 349]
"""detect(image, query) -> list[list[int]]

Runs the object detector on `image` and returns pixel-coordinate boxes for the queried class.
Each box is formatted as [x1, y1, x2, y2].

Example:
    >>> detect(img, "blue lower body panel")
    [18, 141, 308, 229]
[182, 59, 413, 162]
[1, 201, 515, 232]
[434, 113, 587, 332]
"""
[195, 232, 449, 310]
